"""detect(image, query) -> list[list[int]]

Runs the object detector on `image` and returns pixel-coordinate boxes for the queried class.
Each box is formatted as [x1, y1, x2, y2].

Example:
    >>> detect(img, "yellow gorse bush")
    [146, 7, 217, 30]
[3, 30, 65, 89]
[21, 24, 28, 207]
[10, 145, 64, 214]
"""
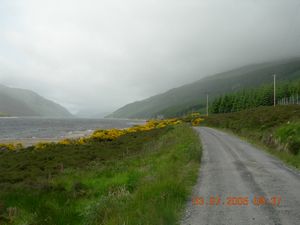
[1, 119, 183, 151]
[190, 112, 201, 118]
[0, 143, 23, 151]
[191, 118, 204, 126]
[89, 119, 182, 142]
[183, 112, 204, 126]
[58, 139, 74, 145]
[91, 129, 127, 141]
[34, 142, 52, 150]
[77, 137, 86, 145]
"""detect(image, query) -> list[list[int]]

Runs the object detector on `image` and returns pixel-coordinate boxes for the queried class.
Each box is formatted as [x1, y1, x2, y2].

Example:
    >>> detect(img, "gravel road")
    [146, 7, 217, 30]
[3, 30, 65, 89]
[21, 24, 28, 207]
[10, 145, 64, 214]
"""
[181, 127, 300, 225]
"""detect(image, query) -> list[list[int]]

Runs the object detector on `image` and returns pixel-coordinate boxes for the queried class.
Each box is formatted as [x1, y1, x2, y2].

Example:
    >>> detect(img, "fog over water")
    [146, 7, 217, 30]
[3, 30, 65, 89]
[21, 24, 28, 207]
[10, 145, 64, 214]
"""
[0, 0, 300, 116]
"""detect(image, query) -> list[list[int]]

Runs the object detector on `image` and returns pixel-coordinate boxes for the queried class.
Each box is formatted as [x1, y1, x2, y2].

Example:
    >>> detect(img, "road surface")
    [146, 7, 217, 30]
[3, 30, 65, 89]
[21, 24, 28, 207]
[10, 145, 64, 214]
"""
[181, 127, 300, 225]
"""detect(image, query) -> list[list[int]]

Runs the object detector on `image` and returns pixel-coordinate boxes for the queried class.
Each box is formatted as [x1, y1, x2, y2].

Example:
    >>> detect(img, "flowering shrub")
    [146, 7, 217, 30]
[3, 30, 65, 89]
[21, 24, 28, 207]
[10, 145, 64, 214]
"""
[190, 112, 201, 117]
[34, 142, 47, 150]
[0, 144, 15, 151]
[191, 118, 204, 126]
[77, 137, 87, 145]
[89, 119, 182, 142]
[34, 142, 53, 150]
[0, 143, 23, 151]
[182, 112, 204, 126]
[0, 119, 183, 151]
[91, 129, 127, 141]
[58, 139, 74, 145]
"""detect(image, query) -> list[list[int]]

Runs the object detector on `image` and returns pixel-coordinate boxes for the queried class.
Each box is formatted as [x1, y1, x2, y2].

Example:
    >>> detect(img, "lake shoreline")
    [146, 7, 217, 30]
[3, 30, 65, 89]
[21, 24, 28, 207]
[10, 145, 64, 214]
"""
[0, 129, 95, 147]
[0, 118, 145, 147]
[0, 117, 145, 147]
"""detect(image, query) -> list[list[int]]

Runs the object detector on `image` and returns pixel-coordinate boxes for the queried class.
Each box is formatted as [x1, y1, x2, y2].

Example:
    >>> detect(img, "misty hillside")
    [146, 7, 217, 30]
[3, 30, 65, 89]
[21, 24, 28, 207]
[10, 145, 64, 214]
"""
[0, 84, 72, 117]
[108, 58, 300, 119]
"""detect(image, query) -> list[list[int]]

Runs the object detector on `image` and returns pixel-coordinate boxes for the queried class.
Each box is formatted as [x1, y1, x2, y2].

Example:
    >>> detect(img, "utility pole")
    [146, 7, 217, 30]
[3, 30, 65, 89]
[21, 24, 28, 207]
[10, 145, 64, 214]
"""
[273, 74, 276, 107]
[206, 94, 209, 117]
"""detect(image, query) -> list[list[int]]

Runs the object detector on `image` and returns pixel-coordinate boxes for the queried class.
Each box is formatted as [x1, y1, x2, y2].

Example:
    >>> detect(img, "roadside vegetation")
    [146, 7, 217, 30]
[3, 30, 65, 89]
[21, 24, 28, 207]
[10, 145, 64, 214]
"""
[203, 105, 300, 168]
[0, 120, 202, 225]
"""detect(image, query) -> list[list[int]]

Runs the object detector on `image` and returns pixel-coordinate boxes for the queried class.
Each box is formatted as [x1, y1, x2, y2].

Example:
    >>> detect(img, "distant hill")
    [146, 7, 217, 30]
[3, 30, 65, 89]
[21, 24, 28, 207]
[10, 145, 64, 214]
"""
[108, 58, 300, 119]
[0, 84, 72, 117]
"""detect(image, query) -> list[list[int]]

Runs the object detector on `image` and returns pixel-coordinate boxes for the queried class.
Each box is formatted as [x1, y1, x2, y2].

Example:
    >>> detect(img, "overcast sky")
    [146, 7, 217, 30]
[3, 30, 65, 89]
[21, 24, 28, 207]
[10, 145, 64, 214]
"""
[0, 0, 300, 116]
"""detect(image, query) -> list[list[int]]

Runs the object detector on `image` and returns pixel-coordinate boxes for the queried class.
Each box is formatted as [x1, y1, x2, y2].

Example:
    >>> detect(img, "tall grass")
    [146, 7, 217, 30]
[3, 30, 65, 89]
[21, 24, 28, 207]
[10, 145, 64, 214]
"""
[203, 105, 300, 168]
[0, 124, 201, 225]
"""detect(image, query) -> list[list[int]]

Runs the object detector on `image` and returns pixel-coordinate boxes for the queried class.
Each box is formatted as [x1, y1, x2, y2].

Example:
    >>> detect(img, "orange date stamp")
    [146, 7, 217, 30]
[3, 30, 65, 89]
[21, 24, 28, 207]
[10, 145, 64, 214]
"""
[192, 195, 282, 207]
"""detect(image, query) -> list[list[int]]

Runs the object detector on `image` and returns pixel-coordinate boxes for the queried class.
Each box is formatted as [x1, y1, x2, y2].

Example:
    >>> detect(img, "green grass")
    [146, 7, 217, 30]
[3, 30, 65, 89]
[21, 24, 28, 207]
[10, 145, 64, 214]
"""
[0, 124, 201, 225]
[203, 105, 300, 169]
[275, 122, 300, 155]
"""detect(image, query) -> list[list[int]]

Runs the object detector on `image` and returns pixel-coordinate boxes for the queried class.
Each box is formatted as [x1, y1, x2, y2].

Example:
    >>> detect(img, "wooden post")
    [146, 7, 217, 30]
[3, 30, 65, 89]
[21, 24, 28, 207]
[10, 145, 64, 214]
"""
[206, 94, 209, 117]
[273, 74, 276, 107]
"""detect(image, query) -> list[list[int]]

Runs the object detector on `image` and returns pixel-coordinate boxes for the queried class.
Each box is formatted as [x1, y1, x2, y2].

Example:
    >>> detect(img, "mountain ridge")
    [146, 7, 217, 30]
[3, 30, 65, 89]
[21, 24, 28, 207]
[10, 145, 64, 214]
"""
[108, 57, 300, 119]
[0, 84, 72, 117]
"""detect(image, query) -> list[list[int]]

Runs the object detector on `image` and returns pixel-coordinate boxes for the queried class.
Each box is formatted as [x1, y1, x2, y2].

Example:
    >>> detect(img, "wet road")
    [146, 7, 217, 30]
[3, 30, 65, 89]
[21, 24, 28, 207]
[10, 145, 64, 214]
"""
[181, 127, 300, 225]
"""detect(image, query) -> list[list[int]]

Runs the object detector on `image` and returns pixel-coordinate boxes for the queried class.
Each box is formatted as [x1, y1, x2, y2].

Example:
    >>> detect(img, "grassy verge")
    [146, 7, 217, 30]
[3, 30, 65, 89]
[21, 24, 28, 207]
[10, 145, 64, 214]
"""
[203, 105, 300, 169]
[0, 124, 201, 225]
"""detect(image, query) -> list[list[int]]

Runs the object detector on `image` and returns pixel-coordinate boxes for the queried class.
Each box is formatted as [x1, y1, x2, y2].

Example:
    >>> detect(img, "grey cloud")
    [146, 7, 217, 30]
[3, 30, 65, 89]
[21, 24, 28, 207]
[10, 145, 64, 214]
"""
[0, 0, 300, 115]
